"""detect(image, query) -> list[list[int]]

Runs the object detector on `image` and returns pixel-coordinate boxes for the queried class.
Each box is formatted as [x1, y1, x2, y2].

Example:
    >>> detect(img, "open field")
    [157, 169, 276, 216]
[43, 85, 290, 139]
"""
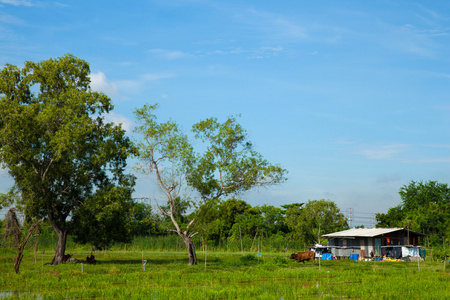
[1, 249, 449, 299]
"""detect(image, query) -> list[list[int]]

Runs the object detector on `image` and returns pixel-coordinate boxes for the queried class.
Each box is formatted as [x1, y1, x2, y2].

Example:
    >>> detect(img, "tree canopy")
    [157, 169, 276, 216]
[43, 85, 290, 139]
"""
[286, 199, 348, 245]
[0, 54, 135, 264]
[133, 104, 287, 265]
[188, 116, 287, 200]
[68, 178, 136, 251]
[376, 180, 450, 247]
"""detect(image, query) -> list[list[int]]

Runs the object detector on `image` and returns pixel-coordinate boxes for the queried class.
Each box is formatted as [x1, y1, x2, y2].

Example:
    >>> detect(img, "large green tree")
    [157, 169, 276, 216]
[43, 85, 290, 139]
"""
[286, 199, 348, 246]
[133, 104, 287, 265]
[0, 54, 135, 264]
[376, 180, 450, 246]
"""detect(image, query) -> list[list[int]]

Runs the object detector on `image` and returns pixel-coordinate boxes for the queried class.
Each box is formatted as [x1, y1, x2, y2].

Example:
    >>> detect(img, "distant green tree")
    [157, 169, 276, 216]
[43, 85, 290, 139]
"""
[283, 202, 304, 241]
[375, 205, 403, 228]
[69, 178, 135, 251]
[0, 54, 135, 264]
[286, 199, 347, 246]
[231, 206, 264, 239]
[376, 180, 450, 246]
[129, 202, 162, 237]
[194, 200, 288, 248]
[192, 198, 250, 245]
[259, 204, 288, 236]
[217, 199, 250, 235]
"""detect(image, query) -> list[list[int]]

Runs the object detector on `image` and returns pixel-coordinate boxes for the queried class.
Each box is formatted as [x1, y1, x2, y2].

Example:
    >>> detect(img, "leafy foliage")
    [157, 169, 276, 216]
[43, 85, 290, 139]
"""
[128, 202, 163, 237]
[286, 199, 348, 245]
[69, 178, 136, 250]
[376, 180, 450, 247]
[0, 186, 21, 211]
[189, 116, 288, 200]
[193, 199, 288, 248]
[0, 54, 135, 264]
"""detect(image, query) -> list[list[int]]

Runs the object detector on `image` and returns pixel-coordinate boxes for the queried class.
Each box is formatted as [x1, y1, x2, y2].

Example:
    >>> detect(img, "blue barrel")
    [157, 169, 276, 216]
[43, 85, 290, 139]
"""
[349, 254, 359, 261]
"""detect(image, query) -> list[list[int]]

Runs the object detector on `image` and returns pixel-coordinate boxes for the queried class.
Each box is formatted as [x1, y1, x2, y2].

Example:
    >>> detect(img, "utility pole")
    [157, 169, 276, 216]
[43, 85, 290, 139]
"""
[348, 208, 352, 228]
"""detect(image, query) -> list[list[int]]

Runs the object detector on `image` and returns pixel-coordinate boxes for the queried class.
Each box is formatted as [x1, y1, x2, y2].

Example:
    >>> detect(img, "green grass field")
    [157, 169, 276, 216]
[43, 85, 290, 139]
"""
[1, 249, 449, 299]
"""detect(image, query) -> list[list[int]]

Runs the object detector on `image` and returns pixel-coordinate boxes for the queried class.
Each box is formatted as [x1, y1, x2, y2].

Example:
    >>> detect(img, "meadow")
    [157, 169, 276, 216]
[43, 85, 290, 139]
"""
[1, 248, 449, 299]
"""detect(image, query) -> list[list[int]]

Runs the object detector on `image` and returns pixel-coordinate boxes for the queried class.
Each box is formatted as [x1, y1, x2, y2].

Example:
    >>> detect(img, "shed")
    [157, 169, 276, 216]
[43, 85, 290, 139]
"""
[322, 228, 427, 259]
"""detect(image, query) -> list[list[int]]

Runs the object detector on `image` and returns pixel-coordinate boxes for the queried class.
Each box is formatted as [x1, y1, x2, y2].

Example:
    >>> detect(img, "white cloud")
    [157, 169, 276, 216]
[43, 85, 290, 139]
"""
[54, 2, 70, 8]
[249, 46, 285, 59]
[404, 157, 450, 164]
[202, 45, 285, 59]
[116, 72, 174, 95]
[197, 39, 238, 45]
[148, 45, 286, 60]
[388, 21, 449, 57]
[359, 144, 408, 160]
[89, 72, 119, 97]
[148, 49, 191, 60]
[103, 112, 134, 133]
[414, 3, 445, 22]
[357, 143, 450, 164]
[0, 0, 35, 6]
[90, 71, 173, 100]
[0, 12, 25, 25]
[243, 8, 308, 40]
[208, 47, 242, 55]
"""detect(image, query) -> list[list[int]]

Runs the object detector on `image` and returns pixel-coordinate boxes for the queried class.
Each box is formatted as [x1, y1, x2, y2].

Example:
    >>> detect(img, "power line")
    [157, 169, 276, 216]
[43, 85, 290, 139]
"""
[347, 208, 376, 228]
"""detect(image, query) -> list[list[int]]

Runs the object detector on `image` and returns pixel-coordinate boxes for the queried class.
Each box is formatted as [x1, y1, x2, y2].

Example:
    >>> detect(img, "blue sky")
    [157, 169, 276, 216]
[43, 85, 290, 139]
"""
[1, 0, 450, 226]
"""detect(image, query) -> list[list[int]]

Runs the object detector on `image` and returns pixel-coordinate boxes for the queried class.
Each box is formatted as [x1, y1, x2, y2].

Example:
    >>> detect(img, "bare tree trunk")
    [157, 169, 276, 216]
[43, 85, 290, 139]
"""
[14, 221, 41, 274]
[180, 234, 197, 265]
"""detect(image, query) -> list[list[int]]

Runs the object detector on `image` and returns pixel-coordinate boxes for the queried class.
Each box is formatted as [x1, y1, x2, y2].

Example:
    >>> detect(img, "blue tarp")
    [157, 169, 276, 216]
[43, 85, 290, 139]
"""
[374, 257, 383, 261]
[349, 254, 359, 261]
[321, 253, 332, 260]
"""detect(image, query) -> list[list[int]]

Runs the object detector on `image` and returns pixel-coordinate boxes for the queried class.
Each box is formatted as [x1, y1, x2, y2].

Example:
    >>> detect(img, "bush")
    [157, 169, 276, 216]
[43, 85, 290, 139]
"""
[429, 247, 450, 261]
[240, 254, 258, 264]
[272, 255, 288, 266]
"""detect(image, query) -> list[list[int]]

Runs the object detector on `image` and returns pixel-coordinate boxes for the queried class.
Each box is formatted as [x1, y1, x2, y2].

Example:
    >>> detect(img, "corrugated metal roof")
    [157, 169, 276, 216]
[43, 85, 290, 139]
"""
[322, 228, 404, 238]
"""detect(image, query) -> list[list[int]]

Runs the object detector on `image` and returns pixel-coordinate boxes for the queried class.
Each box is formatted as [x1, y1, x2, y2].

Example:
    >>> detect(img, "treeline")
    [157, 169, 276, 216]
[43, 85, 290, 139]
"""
[1, 198, 348, 253]
[149, 198, 347, 250]
[2, 181, 450, 254]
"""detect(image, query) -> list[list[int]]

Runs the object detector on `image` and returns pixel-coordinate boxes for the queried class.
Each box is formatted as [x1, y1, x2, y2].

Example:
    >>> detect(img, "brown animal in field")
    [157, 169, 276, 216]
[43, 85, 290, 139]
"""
[86, 254, 97, 265]
[290, 251, 316, 264]
[63, 254, 72, 263]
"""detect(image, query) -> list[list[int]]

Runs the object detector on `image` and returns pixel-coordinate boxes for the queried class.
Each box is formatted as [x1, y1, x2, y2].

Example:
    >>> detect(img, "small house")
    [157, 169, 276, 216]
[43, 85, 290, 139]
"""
[322, 228, 427, 260]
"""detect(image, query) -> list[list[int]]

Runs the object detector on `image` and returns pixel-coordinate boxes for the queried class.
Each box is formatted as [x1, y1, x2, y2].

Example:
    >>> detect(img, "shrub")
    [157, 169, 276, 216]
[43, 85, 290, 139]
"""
[240, 254, 258, 265]
[272, 255, 288, 266]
